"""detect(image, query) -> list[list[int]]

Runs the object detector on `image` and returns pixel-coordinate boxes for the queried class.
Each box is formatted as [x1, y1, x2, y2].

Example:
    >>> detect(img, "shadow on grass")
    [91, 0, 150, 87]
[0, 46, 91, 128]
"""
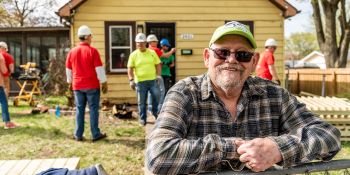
[105, 138, 145, 149]
[0, 125, 72, 141]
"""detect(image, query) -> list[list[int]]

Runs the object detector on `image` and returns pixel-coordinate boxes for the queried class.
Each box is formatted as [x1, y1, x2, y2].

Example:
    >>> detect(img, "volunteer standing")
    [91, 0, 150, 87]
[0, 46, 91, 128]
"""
[0, 53, 20, 129]
[127, 33, 161, 126]
[0, 42, 14, 99]
[159, 39, 175, 94]
[256, 38, 280, 85]
[66, 25, 108, 141]
[146, 35, 176, 114]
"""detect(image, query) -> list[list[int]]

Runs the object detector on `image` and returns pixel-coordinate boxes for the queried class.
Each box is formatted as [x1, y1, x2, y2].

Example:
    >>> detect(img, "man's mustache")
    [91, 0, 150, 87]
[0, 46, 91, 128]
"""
[216, 64, 244, 72]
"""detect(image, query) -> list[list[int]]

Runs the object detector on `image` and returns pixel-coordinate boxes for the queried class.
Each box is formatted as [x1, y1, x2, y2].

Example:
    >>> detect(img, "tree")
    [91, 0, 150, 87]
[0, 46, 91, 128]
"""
[311, 0, 350, 68]
[285, 32, 320, 59]
[0, 0, 60, 27]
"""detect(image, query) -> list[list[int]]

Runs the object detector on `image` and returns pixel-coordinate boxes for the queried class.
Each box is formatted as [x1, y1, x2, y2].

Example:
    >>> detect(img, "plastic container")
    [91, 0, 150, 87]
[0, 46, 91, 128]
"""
[55, 105, 60, 117]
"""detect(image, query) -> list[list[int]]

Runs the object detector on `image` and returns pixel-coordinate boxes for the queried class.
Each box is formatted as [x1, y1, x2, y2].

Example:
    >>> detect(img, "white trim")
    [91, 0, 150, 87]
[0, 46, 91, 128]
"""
[109, 25, 133, 72]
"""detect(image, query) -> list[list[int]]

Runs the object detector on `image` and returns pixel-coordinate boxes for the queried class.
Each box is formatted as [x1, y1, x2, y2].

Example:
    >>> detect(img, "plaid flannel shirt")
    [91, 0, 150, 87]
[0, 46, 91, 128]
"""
[146, 72, 341, 174]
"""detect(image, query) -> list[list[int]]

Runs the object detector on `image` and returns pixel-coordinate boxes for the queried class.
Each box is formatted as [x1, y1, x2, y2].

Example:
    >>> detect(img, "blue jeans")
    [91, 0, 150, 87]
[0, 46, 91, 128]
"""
[74, 89, 101, 139]
[0, 87, 10, 122]
[136, 80, 160, 121]
[148, 76, 164, 113]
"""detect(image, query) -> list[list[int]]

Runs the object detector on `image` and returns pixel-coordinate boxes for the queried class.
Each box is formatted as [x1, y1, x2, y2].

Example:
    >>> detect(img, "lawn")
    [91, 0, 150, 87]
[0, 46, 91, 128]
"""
[1, 96, 350, 175]
[0, 96, 145, 175]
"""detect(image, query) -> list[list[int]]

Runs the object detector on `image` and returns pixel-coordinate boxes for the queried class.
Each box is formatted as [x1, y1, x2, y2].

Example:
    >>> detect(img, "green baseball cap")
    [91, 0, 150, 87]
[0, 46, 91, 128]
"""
[209, 21, 257, 49]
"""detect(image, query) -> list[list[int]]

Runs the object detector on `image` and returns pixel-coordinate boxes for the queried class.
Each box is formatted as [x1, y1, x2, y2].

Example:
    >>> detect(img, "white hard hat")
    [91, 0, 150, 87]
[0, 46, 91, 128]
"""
[265, 38, 277, 46]
[135, 33, 146, 42]
[0, 42, 8, 51]
[77, 25, 93, 36]
[120, 53, 125, 57]
[147, 34, 158, 42]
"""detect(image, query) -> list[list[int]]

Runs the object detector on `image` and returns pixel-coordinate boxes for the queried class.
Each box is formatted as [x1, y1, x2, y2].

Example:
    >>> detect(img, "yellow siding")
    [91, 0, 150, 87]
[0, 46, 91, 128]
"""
[71, 0, 285, 103]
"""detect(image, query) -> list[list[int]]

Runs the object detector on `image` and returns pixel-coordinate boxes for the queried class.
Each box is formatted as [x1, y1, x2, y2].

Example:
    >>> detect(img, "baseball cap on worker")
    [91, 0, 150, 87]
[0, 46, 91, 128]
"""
[209, 21, 257, 49]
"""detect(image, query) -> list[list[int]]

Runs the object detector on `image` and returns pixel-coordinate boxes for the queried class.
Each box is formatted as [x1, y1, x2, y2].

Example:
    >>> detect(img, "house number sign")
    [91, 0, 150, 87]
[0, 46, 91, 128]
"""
[181, 34, 194, 39]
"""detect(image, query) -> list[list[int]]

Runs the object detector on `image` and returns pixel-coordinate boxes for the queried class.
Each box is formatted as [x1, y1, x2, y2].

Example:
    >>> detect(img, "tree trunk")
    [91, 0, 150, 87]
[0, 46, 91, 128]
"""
[312, 0, 350, 68]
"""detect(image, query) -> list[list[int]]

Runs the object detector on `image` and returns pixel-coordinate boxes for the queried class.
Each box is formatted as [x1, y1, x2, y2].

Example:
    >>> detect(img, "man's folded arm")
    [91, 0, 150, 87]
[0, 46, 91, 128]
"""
[146, 82, 241, 174]
[269, 89, 341, 168]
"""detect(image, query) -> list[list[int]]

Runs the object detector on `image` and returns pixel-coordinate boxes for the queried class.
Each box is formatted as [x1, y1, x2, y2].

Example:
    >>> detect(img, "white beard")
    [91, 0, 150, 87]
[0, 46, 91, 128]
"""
[215, 64, 244, 92]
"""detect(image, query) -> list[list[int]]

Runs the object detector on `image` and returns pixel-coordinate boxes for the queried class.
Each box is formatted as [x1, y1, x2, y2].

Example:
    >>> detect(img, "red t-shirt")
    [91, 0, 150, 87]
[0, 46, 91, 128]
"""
[116, 61, 126, 68]
[0, 51, 14, 77]
[256, 50, 274, 80]
[148, 46, 162, 58]
[66, 43, 102, 90]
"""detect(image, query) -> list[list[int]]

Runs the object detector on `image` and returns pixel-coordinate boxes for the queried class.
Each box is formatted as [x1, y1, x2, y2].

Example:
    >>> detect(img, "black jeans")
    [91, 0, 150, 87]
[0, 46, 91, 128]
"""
[162, 75, 170, 95]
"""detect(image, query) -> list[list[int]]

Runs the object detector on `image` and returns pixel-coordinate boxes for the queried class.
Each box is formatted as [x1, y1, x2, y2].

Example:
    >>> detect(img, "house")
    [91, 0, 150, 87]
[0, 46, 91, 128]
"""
[298, 50, 350, 69]
[0, 27, 70, 95]
[57, 0, 299, 104]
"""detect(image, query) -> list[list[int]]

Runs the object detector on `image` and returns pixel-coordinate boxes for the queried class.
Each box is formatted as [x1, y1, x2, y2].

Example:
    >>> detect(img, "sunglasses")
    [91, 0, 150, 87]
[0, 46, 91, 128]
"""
[209, 48, 254, 62]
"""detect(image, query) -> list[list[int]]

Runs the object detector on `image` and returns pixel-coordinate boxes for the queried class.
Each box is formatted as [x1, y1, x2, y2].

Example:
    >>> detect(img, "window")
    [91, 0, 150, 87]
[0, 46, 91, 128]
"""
[59, 37, 70, 60]
[105, 21, 136, 74]
[27, 37, 40, 65]
[110, 26, 132, 72]
[0, 37, 6, 43]
[225, 21, 254, 36]
[8, 37, 22, 75]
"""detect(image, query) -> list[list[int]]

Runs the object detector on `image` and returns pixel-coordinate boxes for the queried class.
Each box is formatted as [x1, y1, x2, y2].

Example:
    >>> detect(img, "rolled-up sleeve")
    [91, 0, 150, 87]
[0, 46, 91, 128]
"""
[269, 89, 341, 168]
[146, 81, 241, 174]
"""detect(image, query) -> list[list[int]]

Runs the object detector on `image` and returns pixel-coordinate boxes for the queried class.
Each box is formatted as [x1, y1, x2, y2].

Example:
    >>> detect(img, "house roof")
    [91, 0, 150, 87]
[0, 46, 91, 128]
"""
[301, 50, 350, 62]
[57, 0, 300, 19]
[300, 51, 325, 63]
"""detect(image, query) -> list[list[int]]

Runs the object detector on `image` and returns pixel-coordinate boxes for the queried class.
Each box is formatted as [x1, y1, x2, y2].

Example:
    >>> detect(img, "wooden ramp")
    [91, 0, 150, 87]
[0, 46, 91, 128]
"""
[0, 158, 80, 175]
[296, 96, 350, 141]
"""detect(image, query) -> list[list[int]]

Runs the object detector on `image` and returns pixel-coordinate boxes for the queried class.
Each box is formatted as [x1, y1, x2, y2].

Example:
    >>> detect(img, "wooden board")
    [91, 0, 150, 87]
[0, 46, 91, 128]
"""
[0, 160, 18, 175]
[0, 158, 80, 175]
[6, 160, 31, 175]
[34, 159, 56, 174]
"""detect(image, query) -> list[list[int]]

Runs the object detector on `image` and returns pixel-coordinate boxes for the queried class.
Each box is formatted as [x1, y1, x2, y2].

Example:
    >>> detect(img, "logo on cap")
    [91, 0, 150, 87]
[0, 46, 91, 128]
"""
[224, 22, 248, 33]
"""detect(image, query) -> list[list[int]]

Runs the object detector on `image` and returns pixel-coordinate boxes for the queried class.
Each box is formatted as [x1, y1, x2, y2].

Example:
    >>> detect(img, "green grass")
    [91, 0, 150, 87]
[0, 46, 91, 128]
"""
[0, 98, 145, 175]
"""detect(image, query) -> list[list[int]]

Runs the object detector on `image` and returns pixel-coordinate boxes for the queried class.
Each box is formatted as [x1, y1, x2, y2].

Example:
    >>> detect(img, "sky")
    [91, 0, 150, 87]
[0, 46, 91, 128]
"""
[284, 0, 313, 37]
[56, 0, 312, 38]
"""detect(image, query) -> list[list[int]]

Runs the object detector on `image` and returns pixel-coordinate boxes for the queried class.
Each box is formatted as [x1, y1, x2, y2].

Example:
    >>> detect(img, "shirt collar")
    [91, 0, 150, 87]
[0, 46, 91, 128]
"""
[79, 43, 90, 46]
[201, 72, 266, 101]
[148, 46, 158, 50]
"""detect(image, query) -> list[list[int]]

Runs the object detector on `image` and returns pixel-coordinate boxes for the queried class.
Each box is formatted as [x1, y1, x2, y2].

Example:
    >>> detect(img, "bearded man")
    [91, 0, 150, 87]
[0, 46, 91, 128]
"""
[145, 21, 341, 174]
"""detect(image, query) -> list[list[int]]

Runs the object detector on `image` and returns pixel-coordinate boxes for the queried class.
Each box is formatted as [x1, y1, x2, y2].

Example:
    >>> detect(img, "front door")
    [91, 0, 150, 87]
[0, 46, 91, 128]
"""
[146, 23, 176, 87]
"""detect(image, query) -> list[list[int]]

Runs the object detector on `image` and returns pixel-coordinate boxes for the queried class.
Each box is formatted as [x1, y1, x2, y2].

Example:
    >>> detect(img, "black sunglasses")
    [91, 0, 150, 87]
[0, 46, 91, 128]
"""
[209, 48, 254, 62]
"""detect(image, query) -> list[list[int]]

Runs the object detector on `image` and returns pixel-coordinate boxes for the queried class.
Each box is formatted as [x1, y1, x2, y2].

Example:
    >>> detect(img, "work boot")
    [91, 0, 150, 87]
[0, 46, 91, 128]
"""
[92, 132, 107, 142]
[139, 120, 146, 126]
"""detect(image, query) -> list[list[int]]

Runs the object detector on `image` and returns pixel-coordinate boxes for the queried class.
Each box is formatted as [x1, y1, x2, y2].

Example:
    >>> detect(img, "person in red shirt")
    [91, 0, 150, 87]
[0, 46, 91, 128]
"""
[0, 53, 20, 129]
[146, 34, 176, 114]
[116, 53, 127, 68]
[66, 25, 108, 142]
[256, 38, 280, 85]
[0, 42, 14, 99]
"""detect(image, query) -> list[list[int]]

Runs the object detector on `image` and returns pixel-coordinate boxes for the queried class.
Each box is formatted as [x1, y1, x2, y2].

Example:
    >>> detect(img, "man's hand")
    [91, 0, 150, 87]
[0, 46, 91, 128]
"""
[236, 138, 282, 172]
[130, 79, 136, 90]
[276, 80, 281, 85]
[155, 75, 162, 86]
[102, 82, 108, 94]
[170, 48, 176, 53]
[68, 83, 72, 91]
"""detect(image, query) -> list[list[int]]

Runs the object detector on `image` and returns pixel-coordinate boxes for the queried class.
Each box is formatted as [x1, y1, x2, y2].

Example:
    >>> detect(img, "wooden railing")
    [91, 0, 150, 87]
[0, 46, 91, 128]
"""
[285, 68, 350, 96]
